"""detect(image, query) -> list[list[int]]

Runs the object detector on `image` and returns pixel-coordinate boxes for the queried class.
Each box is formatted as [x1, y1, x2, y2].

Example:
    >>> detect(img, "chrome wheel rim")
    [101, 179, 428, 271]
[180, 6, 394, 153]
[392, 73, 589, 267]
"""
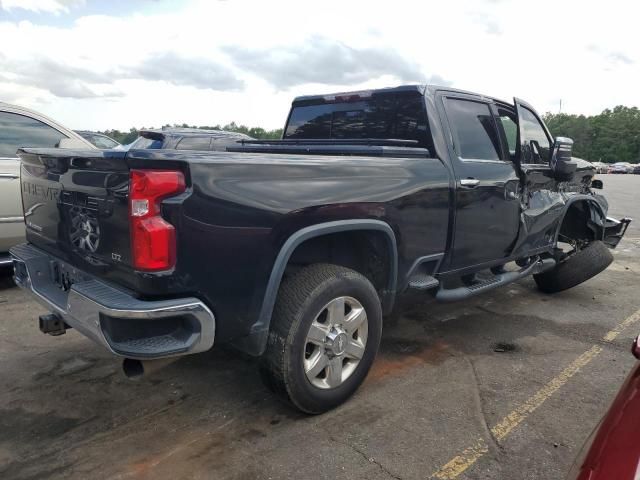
[303, 296, 368, 389]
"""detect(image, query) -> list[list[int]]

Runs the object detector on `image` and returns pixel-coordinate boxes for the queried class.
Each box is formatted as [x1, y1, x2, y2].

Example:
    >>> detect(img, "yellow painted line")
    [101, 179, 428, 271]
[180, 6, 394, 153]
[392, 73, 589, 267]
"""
[490, 345, 602, 442]
[431, 440, 489, 480]
[430, 307, 640, 480]
[603, 309, 640, 342]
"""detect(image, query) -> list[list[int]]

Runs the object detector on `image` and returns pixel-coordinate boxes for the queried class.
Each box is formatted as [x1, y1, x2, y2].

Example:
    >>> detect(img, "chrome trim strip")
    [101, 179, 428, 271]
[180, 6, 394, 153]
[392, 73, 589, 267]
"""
[0, 216, 23, 223]
[0, 173, 19, 179]
[10, 243, 215, 360]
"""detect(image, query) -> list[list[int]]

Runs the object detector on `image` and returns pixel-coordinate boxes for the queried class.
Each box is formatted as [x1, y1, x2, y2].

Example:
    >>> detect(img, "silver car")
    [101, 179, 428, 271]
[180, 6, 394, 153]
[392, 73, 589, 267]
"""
[0, 102, 95, 265]
[590, 161, 609, 174]
[609, 162, 633, 174]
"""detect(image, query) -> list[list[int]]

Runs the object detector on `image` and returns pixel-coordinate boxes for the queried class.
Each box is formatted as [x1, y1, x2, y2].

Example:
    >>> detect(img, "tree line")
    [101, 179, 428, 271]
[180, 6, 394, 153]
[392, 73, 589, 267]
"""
[543, 106, 640, 164]
[97, 122, 284, 145]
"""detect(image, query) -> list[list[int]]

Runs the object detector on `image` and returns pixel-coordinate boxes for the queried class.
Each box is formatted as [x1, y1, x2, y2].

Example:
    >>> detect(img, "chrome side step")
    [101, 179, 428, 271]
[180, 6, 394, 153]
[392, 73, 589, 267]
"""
[435, 257, 556, 303]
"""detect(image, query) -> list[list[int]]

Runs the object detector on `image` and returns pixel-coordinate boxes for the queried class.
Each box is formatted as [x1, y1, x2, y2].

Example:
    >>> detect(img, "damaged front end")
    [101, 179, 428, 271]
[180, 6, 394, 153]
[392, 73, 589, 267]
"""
[552, 189, 632, 253]
[511, 162, 631, 259]
[588, 180, 632, 248]
[603, 216, 632, 248]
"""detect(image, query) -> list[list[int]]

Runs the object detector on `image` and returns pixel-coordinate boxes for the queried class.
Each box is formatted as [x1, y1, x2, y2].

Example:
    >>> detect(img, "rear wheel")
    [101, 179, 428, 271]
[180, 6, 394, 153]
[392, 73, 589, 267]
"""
[260, 264, 382, 414]
[534, 240, 613, 293]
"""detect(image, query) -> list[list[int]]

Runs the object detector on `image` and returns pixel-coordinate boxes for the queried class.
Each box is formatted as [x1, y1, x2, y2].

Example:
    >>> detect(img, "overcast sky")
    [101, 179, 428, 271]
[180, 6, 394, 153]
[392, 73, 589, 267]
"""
[0, 0, 638, 131]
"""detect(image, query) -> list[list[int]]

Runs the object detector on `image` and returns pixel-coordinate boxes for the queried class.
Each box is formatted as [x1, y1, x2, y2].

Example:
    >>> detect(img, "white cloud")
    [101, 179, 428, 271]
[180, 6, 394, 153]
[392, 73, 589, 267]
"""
[224, 36, 430, 89]
[0, 0, 85, 15]
[0, 0, 638, 130]
[126, 52, 245, 91]
[0, 55, 123, 98]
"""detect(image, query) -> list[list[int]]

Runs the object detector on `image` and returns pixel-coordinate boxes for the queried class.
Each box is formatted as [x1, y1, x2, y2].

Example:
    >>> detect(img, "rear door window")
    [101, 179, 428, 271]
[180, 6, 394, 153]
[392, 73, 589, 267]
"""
[494, 106, 518, 161]
[444, 98, 501, 161]
[498, 111, 517, 156]
[0, 111, 68, 158]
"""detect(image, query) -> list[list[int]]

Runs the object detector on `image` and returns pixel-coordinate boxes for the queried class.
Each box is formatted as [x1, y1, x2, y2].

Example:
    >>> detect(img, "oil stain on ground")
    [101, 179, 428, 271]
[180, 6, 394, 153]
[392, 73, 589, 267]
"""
[367, 338, 451, 383]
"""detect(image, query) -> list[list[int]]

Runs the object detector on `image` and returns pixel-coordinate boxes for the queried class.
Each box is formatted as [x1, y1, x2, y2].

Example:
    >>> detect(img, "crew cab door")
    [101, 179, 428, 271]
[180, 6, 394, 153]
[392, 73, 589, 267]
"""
[439, 93, 521, 270]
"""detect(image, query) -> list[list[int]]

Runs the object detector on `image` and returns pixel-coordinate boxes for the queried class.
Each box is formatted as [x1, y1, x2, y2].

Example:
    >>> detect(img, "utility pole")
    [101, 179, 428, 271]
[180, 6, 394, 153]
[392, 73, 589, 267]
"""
[559, 99, 562, 114]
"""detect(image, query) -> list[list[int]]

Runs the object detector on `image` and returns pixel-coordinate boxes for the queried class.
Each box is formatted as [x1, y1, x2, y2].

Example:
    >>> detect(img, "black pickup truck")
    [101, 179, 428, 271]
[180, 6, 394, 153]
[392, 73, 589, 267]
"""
[11, 85, 631, 413]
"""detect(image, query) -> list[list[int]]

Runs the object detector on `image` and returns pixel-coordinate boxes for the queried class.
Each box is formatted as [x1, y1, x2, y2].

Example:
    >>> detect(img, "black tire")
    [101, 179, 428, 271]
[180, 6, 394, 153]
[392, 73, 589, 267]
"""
[260, 263, 382, 414]
[534, 240, 613, 293]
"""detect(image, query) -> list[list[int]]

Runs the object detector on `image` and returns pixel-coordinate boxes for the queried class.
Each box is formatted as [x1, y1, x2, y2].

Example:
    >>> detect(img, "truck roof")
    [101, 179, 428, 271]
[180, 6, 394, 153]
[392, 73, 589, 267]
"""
[292, 84, 426, 104]
[141, 127, 251, 138]
[291, 84, 511, 107]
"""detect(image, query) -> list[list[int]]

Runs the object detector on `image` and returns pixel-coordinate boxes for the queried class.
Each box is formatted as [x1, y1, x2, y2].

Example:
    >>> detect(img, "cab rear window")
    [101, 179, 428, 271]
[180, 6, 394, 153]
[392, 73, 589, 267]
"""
[284, 93, 431, 149]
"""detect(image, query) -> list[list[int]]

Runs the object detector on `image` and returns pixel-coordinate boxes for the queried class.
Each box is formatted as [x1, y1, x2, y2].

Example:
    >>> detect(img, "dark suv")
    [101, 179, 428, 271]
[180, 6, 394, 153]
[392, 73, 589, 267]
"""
[129, 128, 252, 151]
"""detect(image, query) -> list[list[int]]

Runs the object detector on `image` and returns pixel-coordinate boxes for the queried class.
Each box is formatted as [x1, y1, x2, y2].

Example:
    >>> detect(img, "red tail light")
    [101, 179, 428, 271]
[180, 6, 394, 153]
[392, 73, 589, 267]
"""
[129, 169, 185, 271]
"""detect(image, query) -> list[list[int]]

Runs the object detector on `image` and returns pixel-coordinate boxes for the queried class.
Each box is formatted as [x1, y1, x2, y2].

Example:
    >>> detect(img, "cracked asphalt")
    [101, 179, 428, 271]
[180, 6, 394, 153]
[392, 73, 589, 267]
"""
[1, 174, 639, 480]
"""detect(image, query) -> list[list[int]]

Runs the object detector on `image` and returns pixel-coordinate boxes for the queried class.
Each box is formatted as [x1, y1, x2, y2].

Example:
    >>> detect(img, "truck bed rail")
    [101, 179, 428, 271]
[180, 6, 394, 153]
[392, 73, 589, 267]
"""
[228, 139, 430, 158]
[238, 138, 421, 147]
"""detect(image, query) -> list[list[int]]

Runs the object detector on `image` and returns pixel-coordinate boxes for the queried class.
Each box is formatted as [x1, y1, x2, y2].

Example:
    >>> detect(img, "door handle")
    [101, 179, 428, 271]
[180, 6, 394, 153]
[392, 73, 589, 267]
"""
[460, 178, 480, 188]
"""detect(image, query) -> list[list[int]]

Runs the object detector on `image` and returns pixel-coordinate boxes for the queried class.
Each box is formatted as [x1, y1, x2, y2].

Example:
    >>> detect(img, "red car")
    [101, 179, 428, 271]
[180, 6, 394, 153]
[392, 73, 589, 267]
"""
[567, 336, 640, 479]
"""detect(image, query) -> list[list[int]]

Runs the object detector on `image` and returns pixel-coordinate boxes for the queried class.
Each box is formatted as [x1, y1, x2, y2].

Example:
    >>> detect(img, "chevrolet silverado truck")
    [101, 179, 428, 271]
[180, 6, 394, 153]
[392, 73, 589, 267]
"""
[11, 85, 631, 413]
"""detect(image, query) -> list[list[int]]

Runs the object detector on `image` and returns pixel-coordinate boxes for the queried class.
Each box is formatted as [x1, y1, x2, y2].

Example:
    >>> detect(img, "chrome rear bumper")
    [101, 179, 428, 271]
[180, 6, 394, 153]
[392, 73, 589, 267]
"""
[0, 253, 13, 266]
[10, 243, 215, 360]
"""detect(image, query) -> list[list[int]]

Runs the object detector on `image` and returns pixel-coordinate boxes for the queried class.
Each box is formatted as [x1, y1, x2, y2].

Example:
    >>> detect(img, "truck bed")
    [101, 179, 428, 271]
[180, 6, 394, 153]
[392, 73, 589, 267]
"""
[16, 146, 450, 346]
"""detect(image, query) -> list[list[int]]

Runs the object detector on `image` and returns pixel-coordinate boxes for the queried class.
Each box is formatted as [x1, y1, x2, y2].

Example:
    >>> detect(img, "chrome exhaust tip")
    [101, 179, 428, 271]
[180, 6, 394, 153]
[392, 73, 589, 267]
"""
[122, 357, 178, 379]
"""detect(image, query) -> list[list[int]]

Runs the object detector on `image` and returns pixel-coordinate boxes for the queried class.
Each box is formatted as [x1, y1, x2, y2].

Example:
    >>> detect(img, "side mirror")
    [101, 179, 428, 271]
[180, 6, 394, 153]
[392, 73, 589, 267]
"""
[550, 137, 577, 180]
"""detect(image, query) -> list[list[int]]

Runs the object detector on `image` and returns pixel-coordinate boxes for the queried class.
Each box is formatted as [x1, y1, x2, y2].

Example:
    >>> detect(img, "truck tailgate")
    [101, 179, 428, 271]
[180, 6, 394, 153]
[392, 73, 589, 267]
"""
[18, 148, 132, 272]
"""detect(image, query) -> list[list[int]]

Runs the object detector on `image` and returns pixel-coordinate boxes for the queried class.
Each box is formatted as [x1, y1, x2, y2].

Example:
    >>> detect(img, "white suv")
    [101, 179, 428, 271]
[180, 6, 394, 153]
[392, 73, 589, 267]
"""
[0, 103, 95, 266]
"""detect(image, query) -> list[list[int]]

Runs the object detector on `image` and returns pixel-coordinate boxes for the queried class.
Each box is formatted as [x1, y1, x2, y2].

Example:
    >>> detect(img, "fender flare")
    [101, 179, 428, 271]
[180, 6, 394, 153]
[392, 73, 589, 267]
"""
[248, 219, 398, 356]
[553, 195, 607, 245]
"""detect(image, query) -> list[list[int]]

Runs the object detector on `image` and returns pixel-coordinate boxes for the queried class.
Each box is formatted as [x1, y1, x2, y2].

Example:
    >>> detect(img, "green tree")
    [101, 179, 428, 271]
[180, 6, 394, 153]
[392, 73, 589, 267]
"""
[544, 106, 640, 163]
[95, 122, 283, 145]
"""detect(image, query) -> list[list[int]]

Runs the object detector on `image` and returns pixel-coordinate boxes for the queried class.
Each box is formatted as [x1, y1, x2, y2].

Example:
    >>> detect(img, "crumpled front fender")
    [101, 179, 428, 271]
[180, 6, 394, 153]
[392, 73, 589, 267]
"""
[511, 192, 611, 257]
